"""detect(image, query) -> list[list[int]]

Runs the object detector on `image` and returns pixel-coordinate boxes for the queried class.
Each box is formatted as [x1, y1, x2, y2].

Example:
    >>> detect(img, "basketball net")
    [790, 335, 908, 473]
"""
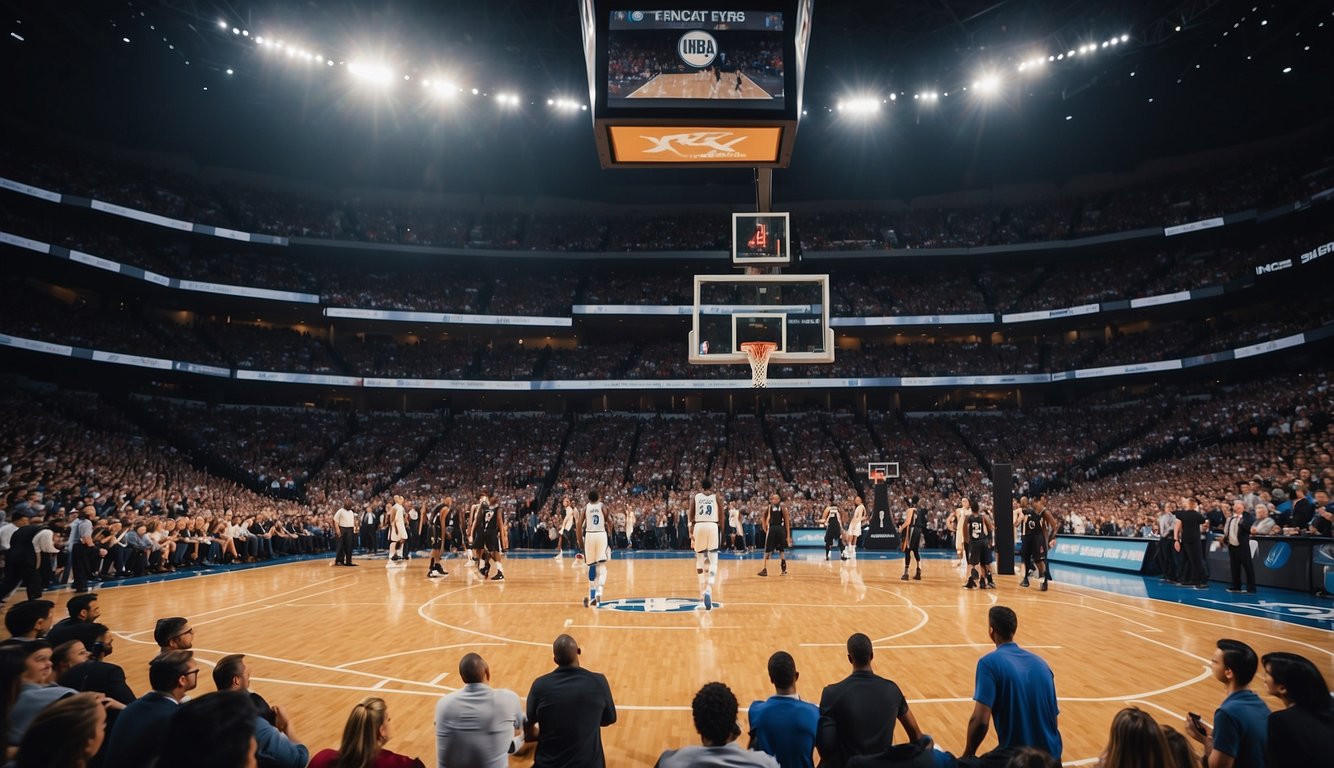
[740, 341, 777, 388]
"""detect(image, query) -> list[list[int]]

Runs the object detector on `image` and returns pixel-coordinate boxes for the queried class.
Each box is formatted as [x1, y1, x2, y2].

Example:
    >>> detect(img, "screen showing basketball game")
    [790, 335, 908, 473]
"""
[732, 212, 790, 264]
[606, 9, 786, 110]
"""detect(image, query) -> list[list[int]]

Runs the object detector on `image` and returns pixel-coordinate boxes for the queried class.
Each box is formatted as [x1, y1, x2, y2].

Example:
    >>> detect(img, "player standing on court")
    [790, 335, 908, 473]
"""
[386, 495, 408, 566]
[844, 496, 866, 559]
[690, 479, 722, 610]
[728, 505, 747, 553]
[471, 492, 507, 581]
[555, 497, 576, 559]
[757, 493, 791, 577]
[822, 502, 844, 561]
[898, 503, 927, 581]
[579, 490, 610, 607]
[1019, 495, 1059, 591]
[963, 504, 994, 589]
[424, 498, 448, 578]
[951, 498, 972, 565]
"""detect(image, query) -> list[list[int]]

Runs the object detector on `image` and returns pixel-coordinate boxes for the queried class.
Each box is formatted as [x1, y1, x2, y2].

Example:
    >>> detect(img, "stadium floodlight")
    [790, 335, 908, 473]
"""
[348, 61, 394, 85]
[837, 95, 881, 114]
[218, 20, 227, 29]
[226, 68, 234, 75]
[1121, 34, 1129, 42]
[232, 27, 240, 35]
[255, 36, 264, 45]
[972, 74, 1001, 96]
[427, 79, 458, 98]
[889, 92, 896, 101]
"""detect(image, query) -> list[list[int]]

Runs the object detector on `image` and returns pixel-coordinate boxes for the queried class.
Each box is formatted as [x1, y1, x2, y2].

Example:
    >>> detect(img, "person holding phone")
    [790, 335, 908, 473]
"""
[1186, 639, 1270, 768]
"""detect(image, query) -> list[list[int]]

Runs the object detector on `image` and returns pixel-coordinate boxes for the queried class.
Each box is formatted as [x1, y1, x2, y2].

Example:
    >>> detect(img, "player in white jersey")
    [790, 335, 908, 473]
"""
[578, 490, 610, 607]
[555, 497, 576, 559]
[952, 498, 972, 565]
[844, 496, 867, 559]
[727, 506, 747, 552]
[689, 479, 721, 610]
[385, 495, 408, 567]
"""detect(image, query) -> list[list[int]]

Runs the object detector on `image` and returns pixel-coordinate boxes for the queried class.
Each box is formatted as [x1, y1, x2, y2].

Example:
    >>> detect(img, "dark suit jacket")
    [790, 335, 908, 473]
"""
[102, 691, 179, 768]
[1227, 512, 1255, 550]
[60, 659, 137, 704]
[817, 670, 910, 768]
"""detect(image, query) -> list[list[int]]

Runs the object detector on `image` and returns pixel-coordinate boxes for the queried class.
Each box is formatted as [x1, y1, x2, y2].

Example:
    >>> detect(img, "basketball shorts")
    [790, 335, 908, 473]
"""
[1021, 535, 1047, 563]
[482, 532, 502, 553]
[849, 522, 862, 538]
[907, 529, 923, 551]
[693, 522, 720, 553]
[423, 527, 442, 549]
[825, 529, 841, 548]
[765, 527, 788, 553]
[584, 530, 609, 564]
[967, 540, 990, 566]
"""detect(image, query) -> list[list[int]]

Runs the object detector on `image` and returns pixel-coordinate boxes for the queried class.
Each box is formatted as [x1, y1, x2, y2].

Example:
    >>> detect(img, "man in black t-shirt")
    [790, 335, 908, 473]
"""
[1173, 497, 1209, 589]
[524, 634, 617, 767]
[817, 633, 922, 767]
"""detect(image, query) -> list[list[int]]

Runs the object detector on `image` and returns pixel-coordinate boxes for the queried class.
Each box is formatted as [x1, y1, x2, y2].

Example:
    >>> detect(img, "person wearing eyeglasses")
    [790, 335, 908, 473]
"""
[102, 650, 199, 768]
[152, 617, 194, 652]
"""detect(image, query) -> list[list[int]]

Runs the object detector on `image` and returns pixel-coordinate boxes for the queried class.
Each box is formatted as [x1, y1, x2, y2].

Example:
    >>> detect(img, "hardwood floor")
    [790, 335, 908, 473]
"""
[85, 554, 1331, 766]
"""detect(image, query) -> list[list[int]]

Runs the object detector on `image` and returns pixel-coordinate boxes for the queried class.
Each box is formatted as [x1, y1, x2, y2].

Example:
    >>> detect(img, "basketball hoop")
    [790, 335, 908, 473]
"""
[870, 471, 886, 483]
[739, 341, 777, 388]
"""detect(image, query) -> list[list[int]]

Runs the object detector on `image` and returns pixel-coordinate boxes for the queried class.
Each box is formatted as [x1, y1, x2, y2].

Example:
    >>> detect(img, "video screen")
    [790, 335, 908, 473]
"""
[607, 9, 785, 110]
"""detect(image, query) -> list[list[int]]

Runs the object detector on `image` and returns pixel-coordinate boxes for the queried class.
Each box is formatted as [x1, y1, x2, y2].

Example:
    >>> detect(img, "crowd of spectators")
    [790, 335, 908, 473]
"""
[4, 268, 1330, 384]
[4, 141, 1330, 259]
[1, 369, 1332, 586]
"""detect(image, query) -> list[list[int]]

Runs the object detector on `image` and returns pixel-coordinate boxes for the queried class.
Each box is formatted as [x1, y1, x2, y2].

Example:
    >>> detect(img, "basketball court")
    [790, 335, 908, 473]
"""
[625, 71, 775, 100]
[92, 552, 1332, 766]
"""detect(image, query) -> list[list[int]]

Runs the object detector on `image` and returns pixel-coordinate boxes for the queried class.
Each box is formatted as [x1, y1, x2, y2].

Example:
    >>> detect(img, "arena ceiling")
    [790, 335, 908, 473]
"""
[4, 1, 1330, 202]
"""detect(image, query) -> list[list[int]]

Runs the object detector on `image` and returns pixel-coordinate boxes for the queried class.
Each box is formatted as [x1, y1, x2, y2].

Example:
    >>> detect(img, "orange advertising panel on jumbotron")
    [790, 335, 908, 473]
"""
[607, 126, 783, 164]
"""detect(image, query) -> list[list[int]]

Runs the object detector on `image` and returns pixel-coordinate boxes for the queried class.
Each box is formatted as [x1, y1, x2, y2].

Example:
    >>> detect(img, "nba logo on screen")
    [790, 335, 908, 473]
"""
[678, 30, 718, 68]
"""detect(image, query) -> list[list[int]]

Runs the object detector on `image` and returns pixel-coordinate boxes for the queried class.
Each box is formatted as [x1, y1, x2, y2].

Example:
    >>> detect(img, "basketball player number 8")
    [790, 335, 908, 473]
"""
[592, 514, 601, 526]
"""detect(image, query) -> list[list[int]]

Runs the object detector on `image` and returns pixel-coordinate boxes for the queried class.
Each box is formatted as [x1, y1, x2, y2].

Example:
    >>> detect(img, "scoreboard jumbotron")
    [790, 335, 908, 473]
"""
[580, 0, 813, 168]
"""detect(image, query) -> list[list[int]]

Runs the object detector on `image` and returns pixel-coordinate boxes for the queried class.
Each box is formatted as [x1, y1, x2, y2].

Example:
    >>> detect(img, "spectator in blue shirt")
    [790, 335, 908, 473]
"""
[1186, 638, 1270, 768]
[748, 651, 818, 768]
[963, 605, 1062, 762]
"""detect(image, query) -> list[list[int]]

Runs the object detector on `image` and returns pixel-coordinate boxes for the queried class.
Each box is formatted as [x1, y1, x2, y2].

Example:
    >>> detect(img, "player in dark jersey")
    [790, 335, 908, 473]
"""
[734, 71, 743, 93]
[1020, 495, 1060, 591]
[963, 507, 994, 589]
[443, 501, 464, 555]
[757, 493, 792, 577]
[470, 492, 508, 581]
[898, 502, 928, 581]
[822, 503, 844, 560]
[424, 498, 448, 578]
